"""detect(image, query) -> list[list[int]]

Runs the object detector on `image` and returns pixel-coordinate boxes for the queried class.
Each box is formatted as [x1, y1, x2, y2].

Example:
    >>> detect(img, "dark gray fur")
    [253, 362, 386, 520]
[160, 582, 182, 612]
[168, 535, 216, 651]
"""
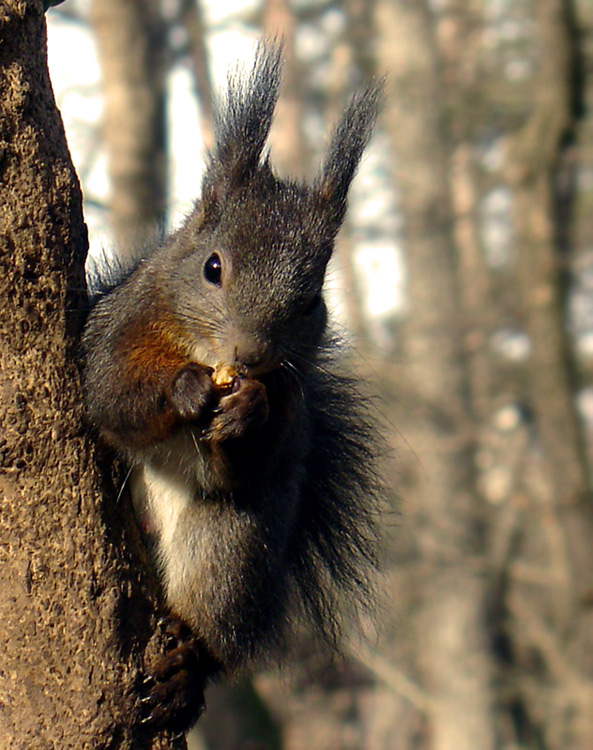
[82, 41, 384, 674]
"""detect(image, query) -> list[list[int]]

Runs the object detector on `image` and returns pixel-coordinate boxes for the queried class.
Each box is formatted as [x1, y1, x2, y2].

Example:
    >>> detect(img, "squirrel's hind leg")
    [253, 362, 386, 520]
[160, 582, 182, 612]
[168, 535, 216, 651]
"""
[138, 615, 221, 735]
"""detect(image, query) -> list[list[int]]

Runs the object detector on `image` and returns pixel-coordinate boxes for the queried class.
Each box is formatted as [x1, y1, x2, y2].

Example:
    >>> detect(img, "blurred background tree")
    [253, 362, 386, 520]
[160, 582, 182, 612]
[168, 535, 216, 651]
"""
[47, 0, 593, 747]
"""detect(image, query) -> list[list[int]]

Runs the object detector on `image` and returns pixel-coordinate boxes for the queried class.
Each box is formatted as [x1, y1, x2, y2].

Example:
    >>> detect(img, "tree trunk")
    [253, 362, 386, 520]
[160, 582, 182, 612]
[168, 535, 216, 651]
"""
[263, 0, 310, 179]
[0, 3, 179, 747]
[180, 0, 215, 151]
[438, 0, 494, 423]
[91, 0, 168, 259]
[506, 0, 589, 509]
[376, 2, 497, 749]
[505, 0, 593, 745]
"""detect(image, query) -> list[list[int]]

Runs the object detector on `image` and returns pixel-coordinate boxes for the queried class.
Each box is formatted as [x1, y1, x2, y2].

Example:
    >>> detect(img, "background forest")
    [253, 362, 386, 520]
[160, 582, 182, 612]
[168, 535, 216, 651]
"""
[43, 0, 593, 748]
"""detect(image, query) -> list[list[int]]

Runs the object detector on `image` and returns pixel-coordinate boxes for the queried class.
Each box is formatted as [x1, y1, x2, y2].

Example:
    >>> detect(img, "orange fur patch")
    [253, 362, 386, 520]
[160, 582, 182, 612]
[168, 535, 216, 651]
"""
[121, 312, 188, 380]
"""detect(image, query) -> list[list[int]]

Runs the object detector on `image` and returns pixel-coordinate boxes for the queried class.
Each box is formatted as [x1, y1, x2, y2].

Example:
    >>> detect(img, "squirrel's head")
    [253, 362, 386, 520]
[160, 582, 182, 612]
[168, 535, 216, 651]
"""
[166, 41, 382, 377]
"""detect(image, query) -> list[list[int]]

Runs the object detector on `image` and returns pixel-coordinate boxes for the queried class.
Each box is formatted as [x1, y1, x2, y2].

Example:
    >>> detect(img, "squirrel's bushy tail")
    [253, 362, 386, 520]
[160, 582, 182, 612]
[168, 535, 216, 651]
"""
[288, 351, 386, 650]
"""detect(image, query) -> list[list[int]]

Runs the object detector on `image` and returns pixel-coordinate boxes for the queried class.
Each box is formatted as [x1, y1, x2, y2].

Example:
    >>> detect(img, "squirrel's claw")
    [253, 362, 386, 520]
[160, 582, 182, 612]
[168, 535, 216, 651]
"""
[201, 378, 269, 442]
[137, 615, 212, 735]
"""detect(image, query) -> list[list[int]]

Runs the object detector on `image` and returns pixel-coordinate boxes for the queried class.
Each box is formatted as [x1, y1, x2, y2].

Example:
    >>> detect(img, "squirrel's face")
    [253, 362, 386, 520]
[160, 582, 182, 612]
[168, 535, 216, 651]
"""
[167, 181, 333, 379]
[157, 38, 381, 381]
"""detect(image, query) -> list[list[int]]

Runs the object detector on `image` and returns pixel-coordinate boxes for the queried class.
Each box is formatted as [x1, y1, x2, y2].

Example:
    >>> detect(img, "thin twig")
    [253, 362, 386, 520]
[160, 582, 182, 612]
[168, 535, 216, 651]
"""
[350, 641, 436, 716]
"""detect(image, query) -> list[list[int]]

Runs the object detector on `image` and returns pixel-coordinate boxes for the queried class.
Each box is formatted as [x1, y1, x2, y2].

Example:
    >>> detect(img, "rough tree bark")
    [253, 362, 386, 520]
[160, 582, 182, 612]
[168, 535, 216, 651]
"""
[376, 1, 497, 749]
[0, 3, 181, 747]
[91, 0, 167, 259]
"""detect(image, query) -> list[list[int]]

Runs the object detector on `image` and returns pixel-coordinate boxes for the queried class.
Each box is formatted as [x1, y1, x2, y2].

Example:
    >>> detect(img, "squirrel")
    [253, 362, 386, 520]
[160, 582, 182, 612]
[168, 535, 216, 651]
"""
[82, 41, 384, 734]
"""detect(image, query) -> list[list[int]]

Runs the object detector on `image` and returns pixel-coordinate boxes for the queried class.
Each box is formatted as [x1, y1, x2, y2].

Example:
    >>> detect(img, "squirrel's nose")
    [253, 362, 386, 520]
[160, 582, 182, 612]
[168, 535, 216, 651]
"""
[232, 339, 275, 375]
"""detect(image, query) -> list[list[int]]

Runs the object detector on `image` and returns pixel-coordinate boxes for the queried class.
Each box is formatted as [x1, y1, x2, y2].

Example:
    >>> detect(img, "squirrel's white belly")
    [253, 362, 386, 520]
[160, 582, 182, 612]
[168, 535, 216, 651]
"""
[129, 430, 213, 592]
[131, 462, 194, 550]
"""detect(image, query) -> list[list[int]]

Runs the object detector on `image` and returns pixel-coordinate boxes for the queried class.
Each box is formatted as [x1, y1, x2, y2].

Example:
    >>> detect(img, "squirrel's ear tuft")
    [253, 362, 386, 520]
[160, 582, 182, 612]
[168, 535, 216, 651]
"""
[315, 80, 383, 230]
[201, 39, 283, 213]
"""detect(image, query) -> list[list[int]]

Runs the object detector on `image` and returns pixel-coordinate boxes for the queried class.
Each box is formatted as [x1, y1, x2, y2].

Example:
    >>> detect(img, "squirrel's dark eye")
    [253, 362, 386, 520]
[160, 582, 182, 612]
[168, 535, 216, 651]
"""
[303, 293, 322, 316]
[203, 253, 222, 285]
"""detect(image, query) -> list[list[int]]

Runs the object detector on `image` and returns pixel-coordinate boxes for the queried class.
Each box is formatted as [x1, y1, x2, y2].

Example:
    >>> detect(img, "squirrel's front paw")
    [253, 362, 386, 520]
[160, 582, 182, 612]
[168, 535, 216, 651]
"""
[167, 363, 218, 423]
[139, 616, 211, 735]
[203, 377, 269, 441]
